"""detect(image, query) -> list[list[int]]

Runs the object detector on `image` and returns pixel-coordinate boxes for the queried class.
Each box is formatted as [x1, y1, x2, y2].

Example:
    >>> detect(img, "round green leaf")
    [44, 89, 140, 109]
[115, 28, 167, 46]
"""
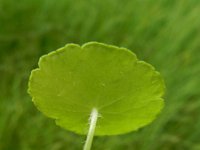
[28, 42, 165, 136]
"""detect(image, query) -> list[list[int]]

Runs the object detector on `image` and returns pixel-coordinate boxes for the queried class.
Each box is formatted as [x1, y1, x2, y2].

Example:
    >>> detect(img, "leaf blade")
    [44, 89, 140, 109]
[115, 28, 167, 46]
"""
[28, 42, 165, 135]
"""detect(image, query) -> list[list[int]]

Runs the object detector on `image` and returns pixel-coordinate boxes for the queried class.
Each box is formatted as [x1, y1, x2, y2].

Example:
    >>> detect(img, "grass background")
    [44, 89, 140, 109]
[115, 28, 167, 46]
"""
[0, 0, 200, 149]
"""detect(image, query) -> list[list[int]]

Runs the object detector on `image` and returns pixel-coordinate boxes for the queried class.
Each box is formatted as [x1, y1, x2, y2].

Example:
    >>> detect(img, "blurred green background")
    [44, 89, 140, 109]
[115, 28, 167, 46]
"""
[0, 0, 200, 150]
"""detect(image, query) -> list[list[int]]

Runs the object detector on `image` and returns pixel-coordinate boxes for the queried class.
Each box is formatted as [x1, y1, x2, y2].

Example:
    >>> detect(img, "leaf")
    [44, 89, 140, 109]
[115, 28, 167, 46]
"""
[28, 42, 165, 136]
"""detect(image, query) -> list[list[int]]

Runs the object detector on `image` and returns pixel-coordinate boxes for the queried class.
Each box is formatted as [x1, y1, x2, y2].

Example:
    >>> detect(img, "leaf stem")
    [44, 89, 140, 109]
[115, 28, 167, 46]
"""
[83, 108, 98, 150]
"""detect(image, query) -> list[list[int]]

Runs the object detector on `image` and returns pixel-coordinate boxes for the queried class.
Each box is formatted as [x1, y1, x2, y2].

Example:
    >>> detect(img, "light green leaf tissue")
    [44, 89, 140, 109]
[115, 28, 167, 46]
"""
[28, 42, 165, 136]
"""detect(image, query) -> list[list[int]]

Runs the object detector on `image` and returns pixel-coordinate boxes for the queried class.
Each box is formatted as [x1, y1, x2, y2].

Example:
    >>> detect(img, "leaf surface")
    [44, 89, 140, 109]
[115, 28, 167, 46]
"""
[28, 42, 165, 135]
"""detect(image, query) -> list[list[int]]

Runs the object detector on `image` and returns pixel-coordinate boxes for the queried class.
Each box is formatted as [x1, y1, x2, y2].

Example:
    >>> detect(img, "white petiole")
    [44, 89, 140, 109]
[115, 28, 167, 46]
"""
[83, 108, 98, 150]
